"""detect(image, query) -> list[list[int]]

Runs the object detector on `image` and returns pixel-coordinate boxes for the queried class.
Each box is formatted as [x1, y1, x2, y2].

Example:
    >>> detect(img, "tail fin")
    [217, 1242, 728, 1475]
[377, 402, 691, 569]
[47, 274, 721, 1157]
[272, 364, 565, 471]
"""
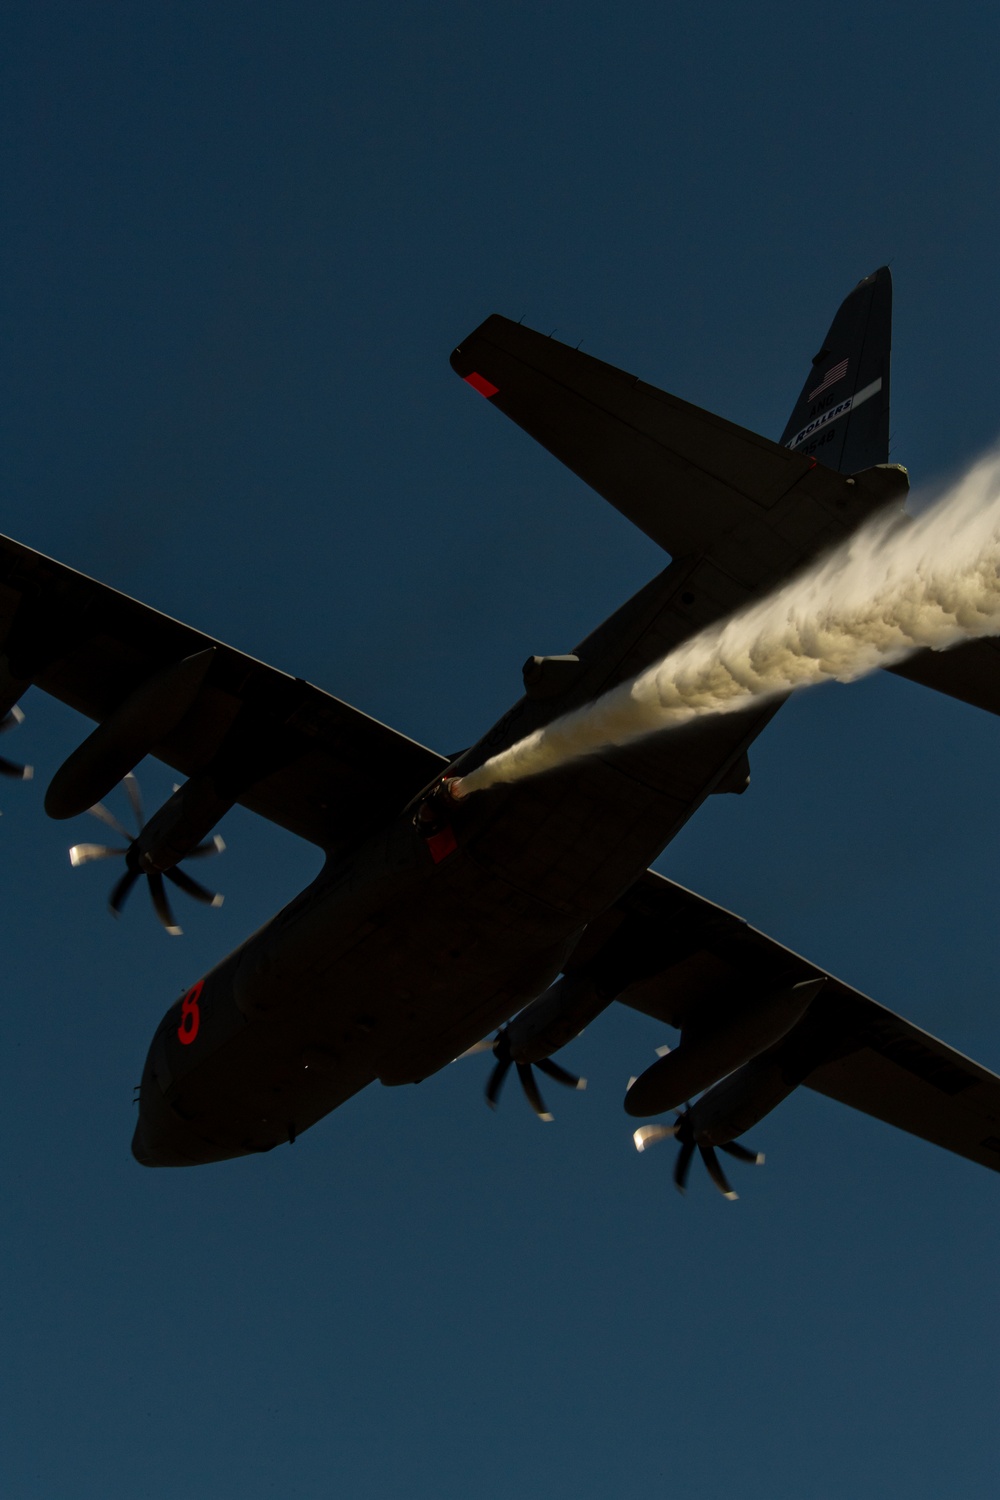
[780, 267, 892, 474]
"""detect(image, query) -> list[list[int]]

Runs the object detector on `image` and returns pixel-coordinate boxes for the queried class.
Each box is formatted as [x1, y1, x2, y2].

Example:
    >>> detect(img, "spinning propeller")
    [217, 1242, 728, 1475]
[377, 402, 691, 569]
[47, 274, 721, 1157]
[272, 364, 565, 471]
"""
[0, 705, 33, 785]
[633, 1109, 764, 1200]
[474, 1028, 587, 1121]
[68, 772, 224, 935]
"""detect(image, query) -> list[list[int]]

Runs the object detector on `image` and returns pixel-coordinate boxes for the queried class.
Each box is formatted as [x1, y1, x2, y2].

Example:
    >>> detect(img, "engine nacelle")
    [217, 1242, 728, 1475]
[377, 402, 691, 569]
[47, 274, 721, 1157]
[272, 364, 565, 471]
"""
[685, 1052, 801, 1146]
[45, 648, 215, 820]
[134, 772, 234, 873]
[623, 977, 824, 1118]
[505, 971, 614, 1063]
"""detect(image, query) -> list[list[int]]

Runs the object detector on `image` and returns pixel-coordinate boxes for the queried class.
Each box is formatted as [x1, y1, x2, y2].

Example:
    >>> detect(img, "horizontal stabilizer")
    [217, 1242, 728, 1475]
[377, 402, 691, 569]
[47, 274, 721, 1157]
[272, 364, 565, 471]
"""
[451, 315, 819, 561]
[887, 636, 1000, 718]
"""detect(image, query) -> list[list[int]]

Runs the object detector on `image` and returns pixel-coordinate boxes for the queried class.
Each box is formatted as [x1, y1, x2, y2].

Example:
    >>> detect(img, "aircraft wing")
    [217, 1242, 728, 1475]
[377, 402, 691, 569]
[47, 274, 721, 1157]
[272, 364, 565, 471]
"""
[450, 314, 876, 563]
[0, 534, 447, 852]
[887, 637, 1000, 719]
[577, 870, 1000, 1174]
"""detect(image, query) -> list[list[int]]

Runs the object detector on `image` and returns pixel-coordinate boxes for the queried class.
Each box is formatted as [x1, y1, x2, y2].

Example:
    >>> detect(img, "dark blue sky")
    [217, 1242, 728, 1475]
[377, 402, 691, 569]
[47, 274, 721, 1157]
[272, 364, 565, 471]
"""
[3, 5, 999, 1497]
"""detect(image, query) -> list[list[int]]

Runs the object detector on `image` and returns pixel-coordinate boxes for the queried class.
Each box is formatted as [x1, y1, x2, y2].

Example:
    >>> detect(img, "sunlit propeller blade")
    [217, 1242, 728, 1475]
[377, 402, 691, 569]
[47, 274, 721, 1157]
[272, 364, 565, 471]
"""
[535, 1056, 587, 1091]
[147, 871, 182, 936]
[718, 1140, 765, 1166]
[88, 800, 135, 841]
[187, 834, 226, 859]
[635, 1103, 764, 1196]
[0, 706, 33, 781]
[72, 774, 226, 934]
[123, 770, 144, 829]
[516, 1061, 553, 1122]
[164, 864, 224, 908]
[632, 1123, 678, 1153]
[0, 756, 32, 780]
[699, 1144, 738, 1200]
[69, 842, 129, 866]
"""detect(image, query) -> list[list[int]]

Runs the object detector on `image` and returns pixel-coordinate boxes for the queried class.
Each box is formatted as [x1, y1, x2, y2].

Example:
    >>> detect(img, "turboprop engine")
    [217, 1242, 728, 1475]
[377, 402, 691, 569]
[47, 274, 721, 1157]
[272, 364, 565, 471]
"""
[45, 649, 216, 819]
[68, 771, 231, 934]
[473, 970, 617, 1120]
[632, 1045, 808, 1198]
[624, 977, 825, 1117]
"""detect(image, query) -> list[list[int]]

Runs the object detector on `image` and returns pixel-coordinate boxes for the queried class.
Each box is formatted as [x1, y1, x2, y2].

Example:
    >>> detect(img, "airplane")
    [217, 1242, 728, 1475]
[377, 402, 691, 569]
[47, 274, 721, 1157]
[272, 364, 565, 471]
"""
[4, 265, 1000, 1195]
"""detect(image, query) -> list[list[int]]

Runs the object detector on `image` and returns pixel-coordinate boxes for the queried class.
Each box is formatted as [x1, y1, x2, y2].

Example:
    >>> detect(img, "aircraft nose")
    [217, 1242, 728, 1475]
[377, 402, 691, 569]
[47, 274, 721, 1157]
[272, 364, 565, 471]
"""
[131, 1077, 225, 1167]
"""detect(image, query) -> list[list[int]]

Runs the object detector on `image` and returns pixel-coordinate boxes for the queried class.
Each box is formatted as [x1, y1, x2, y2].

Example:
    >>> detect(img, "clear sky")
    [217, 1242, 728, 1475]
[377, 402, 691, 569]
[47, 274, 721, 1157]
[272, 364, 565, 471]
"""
[2, 4, 999, 1497]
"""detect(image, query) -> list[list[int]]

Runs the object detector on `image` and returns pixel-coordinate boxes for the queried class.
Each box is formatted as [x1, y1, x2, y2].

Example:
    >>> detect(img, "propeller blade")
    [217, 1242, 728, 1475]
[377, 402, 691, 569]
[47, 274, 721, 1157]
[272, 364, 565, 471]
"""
[0, 707, 32, 779]
[123, 771, 145, 829]
[673, 1138, 696, 1193]
[146, 871, 182, 935]
[485, 1056, 512, 1109]
[187, 834, 226, 859]
[718, 1140, 765, 1166]
[69, 843, 129, 866]
[632, 1123, 678, 1153]
[699, 1145, 738, 1200]
[147, 871, 182, 935]
[108, 867, 141, 916]
[535, 1056, 587, 1091]
[164, 864, 224, 908]
[88, 801, 135, 841]
[516, 1062, 554, 1122]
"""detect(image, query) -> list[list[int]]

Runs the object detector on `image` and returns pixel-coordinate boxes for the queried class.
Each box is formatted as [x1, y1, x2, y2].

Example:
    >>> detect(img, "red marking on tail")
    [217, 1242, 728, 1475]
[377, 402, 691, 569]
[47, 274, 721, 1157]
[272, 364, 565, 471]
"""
[464, 372, 499, 399]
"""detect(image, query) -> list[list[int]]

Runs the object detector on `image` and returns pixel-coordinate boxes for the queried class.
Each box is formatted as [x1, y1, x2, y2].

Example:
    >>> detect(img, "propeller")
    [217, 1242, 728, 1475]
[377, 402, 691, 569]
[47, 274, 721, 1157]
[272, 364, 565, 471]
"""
[0, 705, 33, 783]
[68, 772, 224, 935]
[633, 1109, 764, 1200]
[484, 1028, 587, 1122]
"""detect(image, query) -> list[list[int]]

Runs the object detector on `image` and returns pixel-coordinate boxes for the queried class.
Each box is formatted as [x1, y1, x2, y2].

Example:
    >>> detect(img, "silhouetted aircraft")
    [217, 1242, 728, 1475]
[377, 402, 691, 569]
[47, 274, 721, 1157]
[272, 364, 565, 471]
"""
[4, 268, 1000, 1194]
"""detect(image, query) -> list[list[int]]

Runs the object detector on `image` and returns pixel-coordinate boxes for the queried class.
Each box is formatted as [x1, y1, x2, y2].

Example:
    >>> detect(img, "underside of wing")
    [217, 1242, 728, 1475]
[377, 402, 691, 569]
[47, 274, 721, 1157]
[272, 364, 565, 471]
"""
[0, 534, 447, 852]
[887, 636, 1000, 718]
[575, 870, 1000, 1175]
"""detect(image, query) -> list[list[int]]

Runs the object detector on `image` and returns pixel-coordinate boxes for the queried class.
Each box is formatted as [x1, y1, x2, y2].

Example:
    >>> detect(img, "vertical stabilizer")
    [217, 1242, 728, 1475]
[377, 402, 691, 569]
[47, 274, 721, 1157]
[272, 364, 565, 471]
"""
[780, 267, 892, 474]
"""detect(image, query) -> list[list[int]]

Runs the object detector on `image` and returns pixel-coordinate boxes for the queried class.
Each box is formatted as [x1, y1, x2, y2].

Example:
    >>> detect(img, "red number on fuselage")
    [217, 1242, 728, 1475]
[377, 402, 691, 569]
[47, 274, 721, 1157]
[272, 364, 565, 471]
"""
[177, 981, 204, 1046]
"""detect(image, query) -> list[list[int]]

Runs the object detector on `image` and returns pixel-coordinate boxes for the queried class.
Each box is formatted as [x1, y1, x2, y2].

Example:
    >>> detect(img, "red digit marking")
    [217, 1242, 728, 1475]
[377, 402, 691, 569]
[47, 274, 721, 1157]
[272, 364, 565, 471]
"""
[177, 980, 204, 1046]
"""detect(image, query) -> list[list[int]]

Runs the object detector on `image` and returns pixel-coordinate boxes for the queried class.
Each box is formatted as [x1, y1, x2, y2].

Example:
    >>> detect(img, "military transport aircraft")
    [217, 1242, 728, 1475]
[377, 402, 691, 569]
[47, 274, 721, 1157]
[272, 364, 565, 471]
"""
[4, 267, 1000, 1194]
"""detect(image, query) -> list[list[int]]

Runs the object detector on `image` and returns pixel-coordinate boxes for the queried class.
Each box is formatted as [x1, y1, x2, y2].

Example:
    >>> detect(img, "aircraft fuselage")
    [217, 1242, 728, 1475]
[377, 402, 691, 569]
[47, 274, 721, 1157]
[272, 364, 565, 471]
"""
[133, 556, 772, 1165]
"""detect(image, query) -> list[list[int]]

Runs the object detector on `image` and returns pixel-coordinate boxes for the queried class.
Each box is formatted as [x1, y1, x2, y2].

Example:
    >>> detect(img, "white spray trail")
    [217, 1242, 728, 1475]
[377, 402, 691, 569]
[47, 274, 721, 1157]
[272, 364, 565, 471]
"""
[451, 448, 1000, 799]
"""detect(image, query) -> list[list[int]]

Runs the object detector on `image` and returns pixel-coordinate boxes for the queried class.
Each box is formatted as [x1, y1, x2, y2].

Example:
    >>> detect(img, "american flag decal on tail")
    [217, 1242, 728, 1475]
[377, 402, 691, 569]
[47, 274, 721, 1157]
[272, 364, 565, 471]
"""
[808, 357, 849, 401]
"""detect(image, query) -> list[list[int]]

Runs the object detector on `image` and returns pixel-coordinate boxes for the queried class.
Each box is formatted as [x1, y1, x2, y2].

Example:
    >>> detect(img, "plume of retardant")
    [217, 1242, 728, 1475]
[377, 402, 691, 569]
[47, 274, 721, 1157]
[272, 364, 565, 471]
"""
[452, 449, 1000, 799]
